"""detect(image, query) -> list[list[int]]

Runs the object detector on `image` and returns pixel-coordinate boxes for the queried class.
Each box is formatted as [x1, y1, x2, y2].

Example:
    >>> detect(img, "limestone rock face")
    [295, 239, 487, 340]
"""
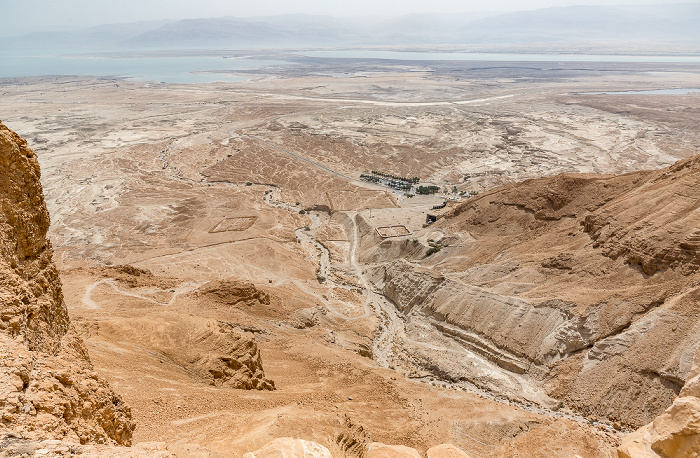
[0, 122, 134, 444]
[242, 438, 332, 458]
[187, 319, 275, 390]
[365, 442, 422, 458]
[619, 347, 700, 457]
[0, 123, 65, 354]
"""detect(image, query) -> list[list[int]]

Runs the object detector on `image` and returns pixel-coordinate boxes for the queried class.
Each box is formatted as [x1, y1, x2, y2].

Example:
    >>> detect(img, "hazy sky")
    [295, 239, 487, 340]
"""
[2, 0, 698, 36]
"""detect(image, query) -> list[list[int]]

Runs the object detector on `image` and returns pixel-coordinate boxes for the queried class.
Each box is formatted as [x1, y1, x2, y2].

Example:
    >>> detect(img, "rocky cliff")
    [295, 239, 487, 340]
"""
[368, 260, 586, 372]
[0, 121, 134, 443]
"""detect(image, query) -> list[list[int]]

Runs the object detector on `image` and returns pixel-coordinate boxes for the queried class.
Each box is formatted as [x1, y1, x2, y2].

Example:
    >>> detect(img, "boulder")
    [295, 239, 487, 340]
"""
[365, 442, 422, 458]
[242, 438, 331, 458]
[427, 444, 473, 458]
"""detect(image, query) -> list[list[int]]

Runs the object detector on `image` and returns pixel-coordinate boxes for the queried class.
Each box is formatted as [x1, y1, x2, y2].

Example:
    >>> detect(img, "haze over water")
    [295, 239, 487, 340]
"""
[0, 52, 287, 83]
[301, 50, 700, 63]
[3, 49, 700, 84]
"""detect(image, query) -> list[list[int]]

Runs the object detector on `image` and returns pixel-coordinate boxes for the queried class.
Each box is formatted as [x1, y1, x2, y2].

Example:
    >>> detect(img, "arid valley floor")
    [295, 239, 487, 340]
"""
[2, 55, 700, 457]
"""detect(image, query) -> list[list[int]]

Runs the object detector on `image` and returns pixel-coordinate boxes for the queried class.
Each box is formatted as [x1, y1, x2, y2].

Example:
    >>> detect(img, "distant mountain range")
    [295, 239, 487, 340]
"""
[6, 4, 700, 52]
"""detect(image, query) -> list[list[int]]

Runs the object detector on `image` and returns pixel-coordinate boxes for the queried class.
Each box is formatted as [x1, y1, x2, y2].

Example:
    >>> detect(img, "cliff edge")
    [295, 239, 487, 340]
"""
[0, 121, 134, 444]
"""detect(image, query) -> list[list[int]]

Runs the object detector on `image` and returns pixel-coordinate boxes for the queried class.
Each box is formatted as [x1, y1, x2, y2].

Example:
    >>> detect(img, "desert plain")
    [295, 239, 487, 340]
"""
[2, 53, 700, 457]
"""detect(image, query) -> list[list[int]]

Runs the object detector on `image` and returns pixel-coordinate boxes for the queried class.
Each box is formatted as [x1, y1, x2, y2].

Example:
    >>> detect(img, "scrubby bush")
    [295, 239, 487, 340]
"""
[426, 242, 442, 256]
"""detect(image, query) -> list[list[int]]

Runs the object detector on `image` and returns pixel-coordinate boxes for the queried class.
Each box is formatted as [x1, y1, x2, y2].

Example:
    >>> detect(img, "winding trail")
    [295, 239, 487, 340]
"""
[82, 278, 200, 309]
[258, 192, 477, 368]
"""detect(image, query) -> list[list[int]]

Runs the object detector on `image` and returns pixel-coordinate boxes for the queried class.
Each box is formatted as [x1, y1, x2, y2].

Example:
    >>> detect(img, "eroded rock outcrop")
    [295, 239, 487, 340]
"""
[368, 260, 592, 370]
[619, 347, 700, 458]
[97, 311, 275, 390]
[82, 266, 275, 390]
[197, 279, 271, 307]
[0, 437, 174, 457]
[0, 122, 134, 443]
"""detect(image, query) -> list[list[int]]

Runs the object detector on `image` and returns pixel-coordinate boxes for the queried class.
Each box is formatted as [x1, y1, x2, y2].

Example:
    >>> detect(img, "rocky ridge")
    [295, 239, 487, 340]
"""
[368, 260, 581, 370]
[366, 155, 700, 429]
[582, 155, 700, 275]
[0, 121, 134, 443]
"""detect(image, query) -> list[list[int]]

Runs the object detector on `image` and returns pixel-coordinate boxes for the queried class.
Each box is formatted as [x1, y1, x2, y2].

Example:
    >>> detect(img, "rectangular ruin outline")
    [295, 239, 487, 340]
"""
[376, 225, 412, 238]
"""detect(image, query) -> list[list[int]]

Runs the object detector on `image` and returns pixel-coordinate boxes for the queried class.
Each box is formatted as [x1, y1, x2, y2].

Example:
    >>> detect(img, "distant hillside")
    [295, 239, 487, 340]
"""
[5, 4, 700, 51]
[6, 20, 173, 52]
[118, 16, 374, 48]
[454, 3, 700, 44]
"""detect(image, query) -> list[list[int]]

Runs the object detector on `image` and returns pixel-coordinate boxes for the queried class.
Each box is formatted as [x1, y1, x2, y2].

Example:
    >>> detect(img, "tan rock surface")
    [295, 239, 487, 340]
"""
[0, 122, 134, 444]
[197, 279, 272, 308]
[0, 437, 175, 457]
[365, 442, 422, 458]
[242, 437, 332, 458]
[426, 444, 473, 458]
[96, 310, 274, 390]
[618, 427, 657, 458]
[582, 155, 700, 275]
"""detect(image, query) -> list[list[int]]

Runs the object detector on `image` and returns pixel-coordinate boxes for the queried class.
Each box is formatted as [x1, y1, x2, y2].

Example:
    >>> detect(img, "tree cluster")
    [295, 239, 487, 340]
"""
[360, 174, 381, 183]
[416, 185, 441, 195]
[370, 170, 420, 184]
